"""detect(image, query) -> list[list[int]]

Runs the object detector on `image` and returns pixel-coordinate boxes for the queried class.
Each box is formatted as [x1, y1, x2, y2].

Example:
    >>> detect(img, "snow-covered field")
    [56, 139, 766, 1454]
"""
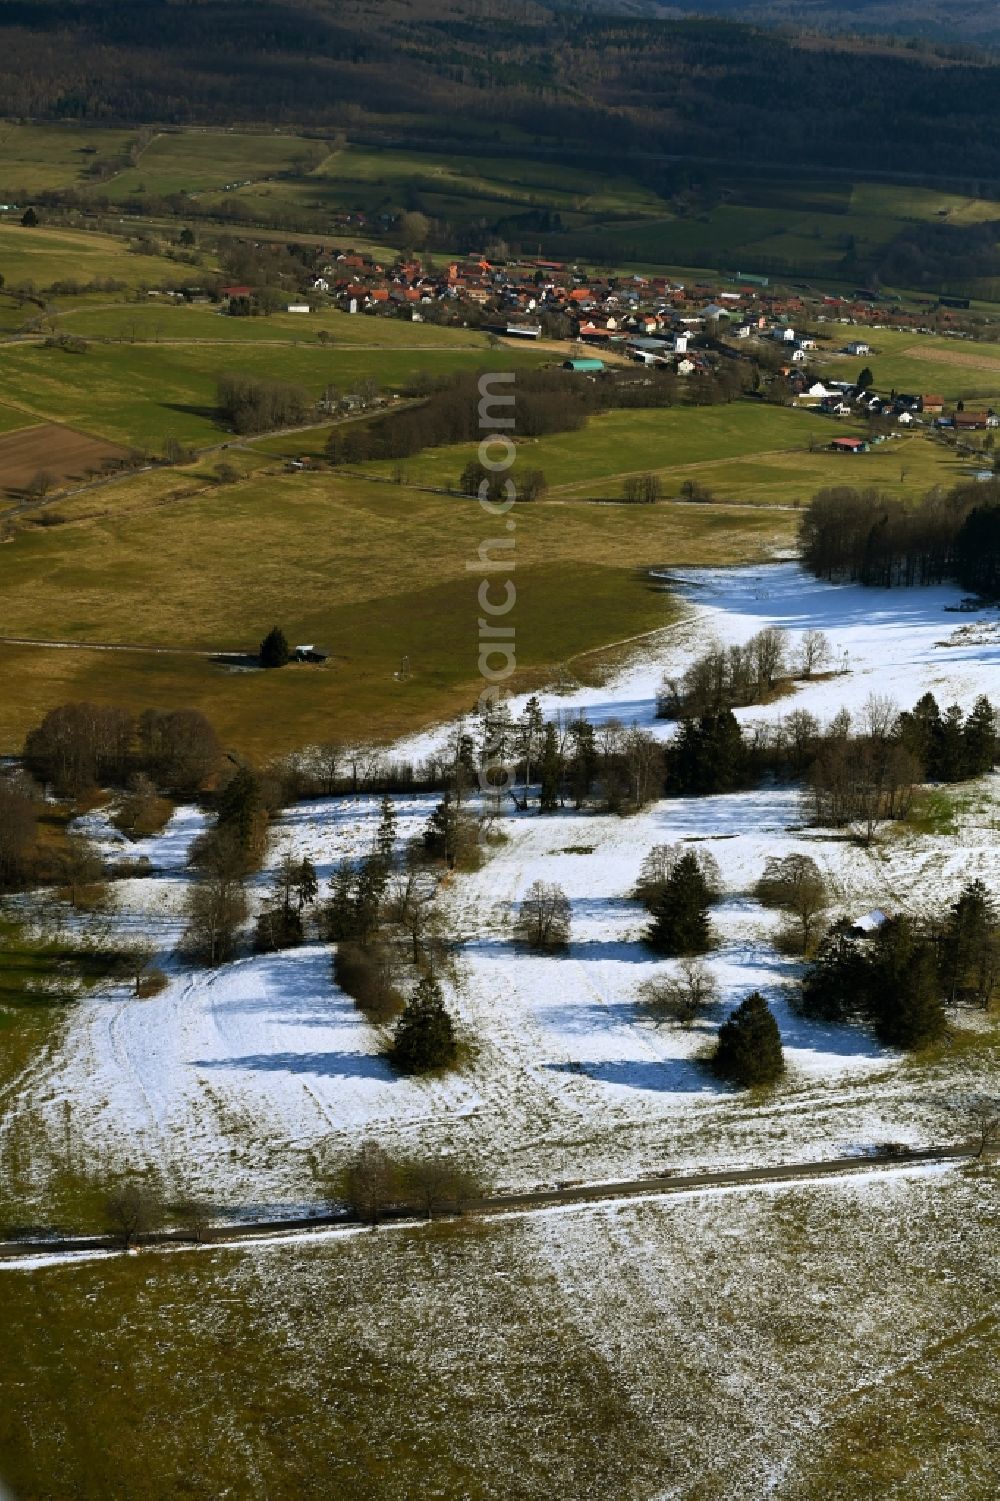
[7, 563, 1000, 1213]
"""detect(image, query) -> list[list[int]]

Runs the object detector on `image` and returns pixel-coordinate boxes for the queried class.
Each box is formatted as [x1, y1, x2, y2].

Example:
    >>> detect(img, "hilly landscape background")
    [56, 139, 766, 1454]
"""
[1, 1, 1000, 183]
[586, 0, 1000, 49]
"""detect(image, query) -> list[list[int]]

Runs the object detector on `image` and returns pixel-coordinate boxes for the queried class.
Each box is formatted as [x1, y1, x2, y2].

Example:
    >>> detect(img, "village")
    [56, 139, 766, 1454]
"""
[205, 244, 1000, 447]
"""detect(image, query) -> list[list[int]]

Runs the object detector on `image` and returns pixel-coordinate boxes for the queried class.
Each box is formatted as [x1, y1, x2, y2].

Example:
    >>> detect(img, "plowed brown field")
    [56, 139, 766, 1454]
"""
[0, 423, 126, 495]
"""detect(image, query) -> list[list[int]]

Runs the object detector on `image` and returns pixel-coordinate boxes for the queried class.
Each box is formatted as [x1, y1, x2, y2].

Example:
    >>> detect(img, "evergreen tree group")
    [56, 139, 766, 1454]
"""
[254, 851, 318, 952]
[801, 912, 950, 1049]
[666, 710, 749, 795]
[896, 693, 998, 782]
[940, 879, 1000, 1007]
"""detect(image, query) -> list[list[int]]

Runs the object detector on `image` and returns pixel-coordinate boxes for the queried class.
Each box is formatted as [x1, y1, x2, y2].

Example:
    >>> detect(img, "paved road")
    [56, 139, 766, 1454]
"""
[0, 1142, 977, 1266]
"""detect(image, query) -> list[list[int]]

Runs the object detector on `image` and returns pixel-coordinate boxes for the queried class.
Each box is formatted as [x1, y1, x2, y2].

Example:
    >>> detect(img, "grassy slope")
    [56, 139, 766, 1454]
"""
[55, 301, 497, 348]
[89, 128, 319, 201]
[358, 403, 855, 492]
[0, 1169, 996, 1500]
[819, 327, 1000, 403]
[686, 433, 967, 506]
[0, 473, 792, 754]
[0, 223, 198, 291]
[0, 402, 32, 435]
[0, 124, 138, 191]
[0, 340, 547, 449]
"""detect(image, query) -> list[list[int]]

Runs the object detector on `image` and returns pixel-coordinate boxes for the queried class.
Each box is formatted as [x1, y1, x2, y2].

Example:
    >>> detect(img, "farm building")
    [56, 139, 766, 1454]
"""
[830, 437, 869, 454]
[563, 358, 605, 372]
[955, 411, 998, 431]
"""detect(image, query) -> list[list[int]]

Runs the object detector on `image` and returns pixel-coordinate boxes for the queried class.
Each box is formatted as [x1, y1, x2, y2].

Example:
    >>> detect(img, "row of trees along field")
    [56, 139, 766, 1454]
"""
[324, 363, 749, 469]
[652, 690, 998, 827]
[800, 481, 1000, 595]
[656, 625, 832, 719]
[6, 674, 997, 904]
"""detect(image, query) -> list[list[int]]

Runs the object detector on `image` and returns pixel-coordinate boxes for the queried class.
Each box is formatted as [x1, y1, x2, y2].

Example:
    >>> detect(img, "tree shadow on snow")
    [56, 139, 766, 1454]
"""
[546, 1057, 726, 1095]
[192, 1050, 395, 1082]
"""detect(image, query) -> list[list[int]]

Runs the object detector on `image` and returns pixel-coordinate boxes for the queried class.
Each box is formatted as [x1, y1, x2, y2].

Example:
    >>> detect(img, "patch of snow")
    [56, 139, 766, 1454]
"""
[15, 563, 1000, 1209]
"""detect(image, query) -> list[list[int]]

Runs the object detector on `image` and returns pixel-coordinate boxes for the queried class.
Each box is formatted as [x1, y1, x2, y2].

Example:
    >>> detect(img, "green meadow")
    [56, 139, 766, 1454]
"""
[819, 326, 1000, 404]
[0, 401, 30, 434]
[0, 470, 793, 754]
[55, 300, 496, 349]
[0, 222, 197, 292]
[87, 128, 322, 201]
[0, 339, 547, 449]
[0, 123, 138, 192]
[359, 402, 847, 493]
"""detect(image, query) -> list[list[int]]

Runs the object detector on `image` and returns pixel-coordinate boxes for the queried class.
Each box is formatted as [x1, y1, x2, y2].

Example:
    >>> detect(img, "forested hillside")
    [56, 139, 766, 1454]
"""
[590, 0, 1000, 49]
[2, 1, 1000, 181]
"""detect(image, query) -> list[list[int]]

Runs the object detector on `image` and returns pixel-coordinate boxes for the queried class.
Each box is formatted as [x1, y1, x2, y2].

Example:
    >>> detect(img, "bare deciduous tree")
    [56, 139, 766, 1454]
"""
[183, 872, 247, 966]
[171, 1195, 214, 1243]
[332, 1140, 400, 1226]
[961, 1094, 1000, 1158]
[311, 741, 343, 796]
[401, 1156, 483, 1219]
[755, 854, 829, 954]
[635, 843, 721, 910]
[798, 628, 831, 679]
[104, 1179, 163, 1248]
[513, 880, 571, 951]
[638, 958, 719, 1027]
[387, 867, 443, 965]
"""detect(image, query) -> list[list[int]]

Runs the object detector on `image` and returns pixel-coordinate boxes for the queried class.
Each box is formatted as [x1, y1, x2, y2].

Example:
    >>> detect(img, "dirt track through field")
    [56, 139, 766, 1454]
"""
[0, 1143, 976, 1268]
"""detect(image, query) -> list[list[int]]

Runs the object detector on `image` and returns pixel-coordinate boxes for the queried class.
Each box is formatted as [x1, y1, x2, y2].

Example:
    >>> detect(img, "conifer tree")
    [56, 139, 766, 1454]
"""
[479, 698, 514, 787]
[353, 855, 388, 942]
[297, 855, 318, 911]
[516, 696, 545, 803]
[666, 710, 747, 794]
[422, 791, 478, 869]
[940, 879, 999, 1007]
[964, 695, 998, 776]
[538, 722, 561, 811]
[897, 691, 942, 776]
[373, 794, 397, 870]
[567, 716, 598, 808]
[259, 625, 290, 668]
[448, 731, 478, 802]
[325, 865, 357, 941]
[215, 764, 266, 865]
[390, 974, 458, 1073]
[936, 703, 966, 781]
[800, 921, 866, 1023]
[647, 852, 713, 956]
[867, 915, 945, 1048]
[713, 991, 784, 1087]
